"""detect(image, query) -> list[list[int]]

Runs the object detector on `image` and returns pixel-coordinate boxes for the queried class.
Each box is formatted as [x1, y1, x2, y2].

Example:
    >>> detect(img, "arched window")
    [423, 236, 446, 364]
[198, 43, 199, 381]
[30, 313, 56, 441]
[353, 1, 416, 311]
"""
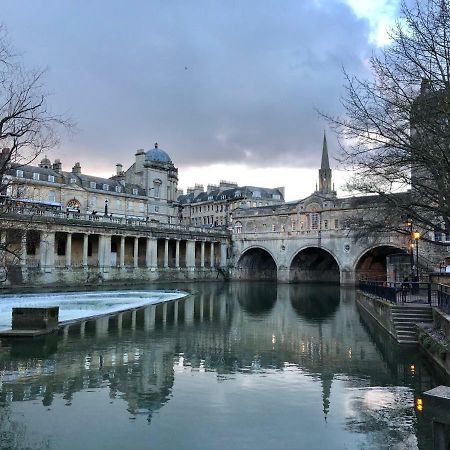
[67, 198, 81, 210]
[234, 221, 242, 234]
[153, 179, 162, 198]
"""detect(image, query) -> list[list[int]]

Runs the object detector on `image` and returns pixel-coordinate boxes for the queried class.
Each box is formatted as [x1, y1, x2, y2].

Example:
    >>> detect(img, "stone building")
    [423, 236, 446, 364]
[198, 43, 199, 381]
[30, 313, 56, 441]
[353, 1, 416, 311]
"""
[3, 143, 181, 224]
[177, 181, 285, 228]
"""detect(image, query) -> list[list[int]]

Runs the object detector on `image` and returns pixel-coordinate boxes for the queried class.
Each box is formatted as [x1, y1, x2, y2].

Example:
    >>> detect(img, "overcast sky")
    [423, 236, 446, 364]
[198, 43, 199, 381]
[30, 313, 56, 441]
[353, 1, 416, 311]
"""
[2, 0, 400, 200]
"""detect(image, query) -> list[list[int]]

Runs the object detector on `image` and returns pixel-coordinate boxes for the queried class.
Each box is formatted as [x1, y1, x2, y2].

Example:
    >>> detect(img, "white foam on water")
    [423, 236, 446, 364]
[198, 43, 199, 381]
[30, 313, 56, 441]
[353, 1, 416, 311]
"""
[0, 290, 187, 330]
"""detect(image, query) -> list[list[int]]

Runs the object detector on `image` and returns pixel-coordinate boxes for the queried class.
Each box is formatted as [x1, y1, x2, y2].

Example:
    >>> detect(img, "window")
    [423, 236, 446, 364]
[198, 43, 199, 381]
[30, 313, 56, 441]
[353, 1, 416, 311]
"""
[234, 190, 241, 198]
[272, 224, 276, 232]
[273, 194, 281, 200]
[16, 169, 24, 178]
[48, 191, 56, 203]
[70, 178, 77, 184]
[132, 188, 138, 195]
[234, 222, 242, 234]
[48, 175, 55, 183]
[281, 224, 285, 232]
[291, 221, 296, 231]
[310, 213, 319, 230]
[115, 186, 121, 193]
[252, 190, 261, 198]
[434, 231, 443, 242]
[32, 172, 40, 181]
[116, 199, 121, 209]
[155, 206, 159, 212]
[208, 195, 213, 200]
[323, 220, 328, 229]
[153, 179, 161, 198]
[334, 219, 339, 229]
[90, 196, 97, 207]
[90, 181, 96, 189]
[128, 202, 133, 211]
[103, 184, 109, 191]
[139, 202, 145, 212]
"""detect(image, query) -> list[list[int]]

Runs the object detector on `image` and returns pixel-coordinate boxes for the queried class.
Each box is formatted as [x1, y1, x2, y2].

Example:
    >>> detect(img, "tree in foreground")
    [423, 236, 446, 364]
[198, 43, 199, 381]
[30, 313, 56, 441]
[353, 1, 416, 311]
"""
[0, 27, 71, 279]
[324, 0, 450, 244]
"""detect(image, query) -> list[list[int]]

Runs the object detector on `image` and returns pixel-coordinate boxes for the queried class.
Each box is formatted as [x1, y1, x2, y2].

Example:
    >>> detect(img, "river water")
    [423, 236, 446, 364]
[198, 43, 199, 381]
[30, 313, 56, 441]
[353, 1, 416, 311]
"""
[0, 282, 446, 450]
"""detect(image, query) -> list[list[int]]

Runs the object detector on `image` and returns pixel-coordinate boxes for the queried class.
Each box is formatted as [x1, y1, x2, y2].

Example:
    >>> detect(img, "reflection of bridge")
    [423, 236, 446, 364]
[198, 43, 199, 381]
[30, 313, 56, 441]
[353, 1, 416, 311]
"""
[0, 282, 437, 428]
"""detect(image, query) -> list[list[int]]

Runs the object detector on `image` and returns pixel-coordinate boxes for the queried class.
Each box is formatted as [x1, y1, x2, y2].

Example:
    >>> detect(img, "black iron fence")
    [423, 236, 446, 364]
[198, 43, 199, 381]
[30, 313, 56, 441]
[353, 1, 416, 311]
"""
[358, 280, 444, 309]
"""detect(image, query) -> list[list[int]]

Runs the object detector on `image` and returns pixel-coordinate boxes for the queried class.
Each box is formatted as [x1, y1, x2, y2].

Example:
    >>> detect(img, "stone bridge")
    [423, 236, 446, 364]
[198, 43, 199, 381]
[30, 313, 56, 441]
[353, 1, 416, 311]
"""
[230, 228, 419, 285]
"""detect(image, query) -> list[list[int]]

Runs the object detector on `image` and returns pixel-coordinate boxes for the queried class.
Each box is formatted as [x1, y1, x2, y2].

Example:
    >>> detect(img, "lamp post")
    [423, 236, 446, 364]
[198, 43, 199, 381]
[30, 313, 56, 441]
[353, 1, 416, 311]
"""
[104, 198, 109, 216]
[412, 231, 421, 281]
[406, 217, 414, 280]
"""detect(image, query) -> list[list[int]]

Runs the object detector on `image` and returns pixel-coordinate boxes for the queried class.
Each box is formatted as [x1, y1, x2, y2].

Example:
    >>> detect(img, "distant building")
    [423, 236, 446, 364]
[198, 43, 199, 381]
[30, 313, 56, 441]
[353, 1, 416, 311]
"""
[177, 181, 285, 227]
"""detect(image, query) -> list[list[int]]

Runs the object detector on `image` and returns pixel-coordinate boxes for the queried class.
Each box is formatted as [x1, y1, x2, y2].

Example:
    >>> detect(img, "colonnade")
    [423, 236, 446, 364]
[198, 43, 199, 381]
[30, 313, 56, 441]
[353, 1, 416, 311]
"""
[7, 229, 228, 273]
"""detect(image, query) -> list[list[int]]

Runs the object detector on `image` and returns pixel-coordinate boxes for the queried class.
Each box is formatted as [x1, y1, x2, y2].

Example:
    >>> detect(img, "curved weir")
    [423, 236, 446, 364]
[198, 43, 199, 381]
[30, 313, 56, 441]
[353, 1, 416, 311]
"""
[0, 290, 187, 330]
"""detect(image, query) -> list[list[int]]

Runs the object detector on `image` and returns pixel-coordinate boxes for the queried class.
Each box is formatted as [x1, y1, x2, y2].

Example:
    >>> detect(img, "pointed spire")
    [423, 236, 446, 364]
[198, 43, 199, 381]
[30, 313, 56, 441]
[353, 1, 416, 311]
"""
[321, 131, 330, 170]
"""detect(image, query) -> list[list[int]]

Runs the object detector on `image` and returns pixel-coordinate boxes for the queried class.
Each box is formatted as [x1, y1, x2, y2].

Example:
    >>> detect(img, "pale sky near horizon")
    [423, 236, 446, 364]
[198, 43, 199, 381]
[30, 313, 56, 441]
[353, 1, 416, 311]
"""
[1, 0, 400, 201]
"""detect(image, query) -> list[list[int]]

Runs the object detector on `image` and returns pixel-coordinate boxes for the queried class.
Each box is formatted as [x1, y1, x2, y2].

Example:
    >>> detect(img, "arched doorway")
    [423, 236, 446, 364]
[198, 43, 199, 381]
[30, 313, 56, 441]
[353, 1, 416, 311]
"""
[290, 247, 340, 283]
[355, 245, 407, 281]
[236, 248, 277, 281]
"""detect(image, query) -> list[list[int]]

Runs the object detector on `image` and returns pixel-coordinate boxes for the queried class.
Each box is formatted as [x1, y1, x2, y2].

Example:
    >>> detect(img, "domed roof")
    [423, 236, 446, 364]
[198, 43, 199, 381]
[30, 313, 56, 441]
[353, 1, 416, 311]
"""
[39, 155, 51, 168]
[145, 143, 172, 164]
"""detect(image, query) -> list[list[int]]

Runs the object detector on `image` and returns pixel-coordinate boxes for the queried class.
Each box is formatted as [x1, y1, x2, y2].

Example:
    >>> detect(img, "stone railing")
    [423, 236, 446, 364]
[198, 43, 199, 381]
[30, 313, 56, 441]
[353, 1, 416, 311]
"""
[0, 206, 229, 237]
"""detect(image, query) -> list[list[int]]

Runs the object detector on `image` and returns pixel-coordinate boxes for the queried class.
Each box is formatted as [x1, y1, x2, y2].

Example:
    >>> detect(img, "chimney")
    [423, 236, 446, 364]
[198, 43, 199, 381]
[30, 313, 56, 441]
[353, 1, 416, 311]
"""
[72, 162, 81, 174]
[135, 148, 145, 171]
[116, 163, 123, 176]
[194, 184, 204, 197]
[207, 184, 218, 193]
[52, 159, 62, 173]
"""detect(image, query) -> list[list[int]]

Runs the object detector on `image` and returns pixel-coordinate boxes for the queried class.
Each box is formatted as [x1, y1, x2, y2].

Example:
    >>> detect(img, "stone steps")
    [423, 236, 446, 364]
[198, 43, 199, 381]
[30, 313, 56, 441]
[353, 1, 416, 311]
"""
[390, 306, 433, 344]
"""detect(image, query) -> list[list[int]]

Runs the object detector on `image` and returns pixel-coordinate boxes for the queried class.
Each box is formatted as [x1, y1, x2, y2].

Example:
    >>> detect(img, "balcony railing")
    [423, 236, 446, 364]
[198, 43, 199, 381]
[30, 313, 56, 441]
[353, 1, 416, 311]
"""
[0, 206, 228, 236]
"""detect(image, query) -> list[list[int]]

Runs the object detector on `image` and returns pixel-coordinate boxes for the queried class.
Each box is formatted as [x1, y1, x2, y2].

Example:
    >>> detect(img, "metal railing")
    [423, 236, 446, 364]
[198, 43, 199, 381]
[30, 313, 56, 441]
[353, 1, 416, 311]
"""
[358, 280, 439, 307]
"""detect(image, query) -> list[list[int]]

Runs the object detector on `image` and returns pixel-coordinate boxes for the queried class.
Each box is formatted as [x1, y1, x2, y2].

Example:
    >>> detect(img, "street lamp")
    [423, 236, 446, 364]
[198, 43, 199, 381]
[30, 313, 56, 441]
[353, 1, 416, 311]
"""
[412, 231, 421, 281]
[406, 217, 414, 280]
[104, 198, 109, 216]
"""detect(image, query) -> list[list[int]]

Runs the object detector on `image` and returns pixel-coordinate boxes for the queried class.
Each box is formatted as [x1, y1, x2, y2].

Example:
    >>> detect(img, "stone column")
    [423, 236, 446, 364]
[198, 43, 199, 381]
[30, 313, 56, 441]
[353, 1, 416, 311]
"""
[144, 306, 155, 331]
[20, 232, 27, 266]
[40, 231, 55, 272]
[82, 234, 89, 267]
[186, 240, 195, 269]
[210, 242, 215, 268]
[164, 239, 169, 268]
[131, 310, 137, 331]
[175, 240, 180, 268]
[184, 297, 194, 325]
[103, 235, 111, 271]
[200, 294, 204, 322]
[200, 242, 205, 268]
[98, 235, 105, 268]
[120, 236, 125, 268]
[146, 238, 157, 268]
[173, 301, 178, 324]
[162, 302, 167, 324]
[65, 233, 72, 267]
[133, 237, 139, 268]
[220, 242, 227, 268]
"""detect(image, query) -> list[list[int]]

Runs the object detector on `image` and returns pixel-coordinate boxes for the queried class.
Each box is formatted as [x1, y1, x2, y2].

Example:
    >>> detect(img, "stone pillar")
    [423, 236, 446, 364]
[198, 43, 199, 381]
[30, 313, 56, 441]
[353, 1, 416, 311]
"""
[186, 240, 195, 269]
[146, 238, 157, 268]
[40, 231, 55, 272]
[220, 242, 227, 268]
[65, 233, 72, 267]
[98, 235, 105, 269]
[200, 294, 204, 322]
[20, 232, 27, 266]
[133, 237, 139, 268]
[144, 306, 155, 331]
[103, 235, 111, 271]
[117, 312, 123, 336]
[175, 240, 180, 268]
[209, 295, 214, 321]
[80, 321, 86, 339]
[340, 268, 356, 286]
[184, 297, 194, 325]
[120, 236, 125, 268]
[210, 242, 215, 268]
[200, 242, 205, 268]
[82, 234, 89, 267]
[164, 239, 169, 268]
[131, 310, 137, 331]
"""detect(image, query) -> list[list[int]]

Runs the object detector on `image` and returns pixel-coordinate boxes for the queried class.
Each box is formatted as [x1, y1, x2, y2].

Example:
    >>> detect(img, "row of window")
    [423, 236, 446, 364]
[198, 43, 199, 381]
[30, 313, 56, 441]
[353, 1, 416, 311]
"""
[235, 217, 341, 233]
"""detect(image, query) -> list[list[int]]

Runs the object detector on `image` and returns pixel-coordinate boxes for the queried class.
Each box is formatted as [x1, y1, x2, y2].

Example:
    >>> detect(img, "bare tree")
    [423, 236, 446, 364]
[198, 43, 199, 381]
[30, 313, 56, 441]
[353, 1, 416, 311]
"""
[0, 26, 71, 279]
[324, 0, 450, 243]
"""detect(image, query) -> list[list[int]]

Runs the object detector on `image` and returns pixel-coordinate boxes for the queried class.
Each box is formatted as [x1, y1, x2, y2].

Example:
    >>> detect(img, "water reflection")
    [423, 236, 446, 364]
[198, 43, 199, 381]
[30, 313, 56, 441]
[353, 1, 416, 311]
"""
[0, 282, 446, 449]
[288, 284, 340, 322]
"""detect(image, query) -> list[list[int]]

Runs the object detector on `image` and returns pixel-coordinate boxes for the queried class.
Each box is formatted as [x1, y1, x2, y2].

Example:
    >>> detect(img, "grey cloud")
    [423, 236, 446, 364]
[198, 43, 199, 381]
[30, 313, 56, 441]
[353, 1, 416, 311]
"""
[2, 0, 374, 170]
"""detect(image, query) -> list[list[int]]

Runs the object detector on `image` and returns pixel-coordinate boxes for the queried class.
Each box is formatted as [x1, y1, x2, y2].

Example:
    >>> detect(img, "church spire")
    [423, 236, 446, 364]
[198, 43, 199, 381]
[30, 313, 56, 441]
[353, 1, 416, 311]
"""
[318, 131, 333, 195]
[321, 131, 330, 170]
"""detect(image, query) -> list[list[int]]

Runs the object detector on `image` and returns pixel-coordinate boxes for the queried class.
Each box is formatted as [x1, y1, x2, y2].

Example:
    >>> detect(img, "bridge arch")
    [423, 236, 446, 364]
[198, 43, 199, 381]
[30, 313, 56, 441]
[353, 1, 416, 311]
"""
[355, 244, 408, 281]
[289, 246, 340, 283]
[236, 246, 277, 281]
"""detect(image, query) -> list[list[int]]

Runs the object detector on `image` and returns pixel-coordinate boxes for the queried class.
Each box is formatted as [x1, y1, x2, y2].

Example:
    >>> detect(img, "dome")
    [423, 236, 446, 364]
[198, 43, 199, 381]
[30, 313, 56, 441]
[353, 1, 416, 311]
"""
[145, 143, 172, 164]
[39, 155, 51, 168]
